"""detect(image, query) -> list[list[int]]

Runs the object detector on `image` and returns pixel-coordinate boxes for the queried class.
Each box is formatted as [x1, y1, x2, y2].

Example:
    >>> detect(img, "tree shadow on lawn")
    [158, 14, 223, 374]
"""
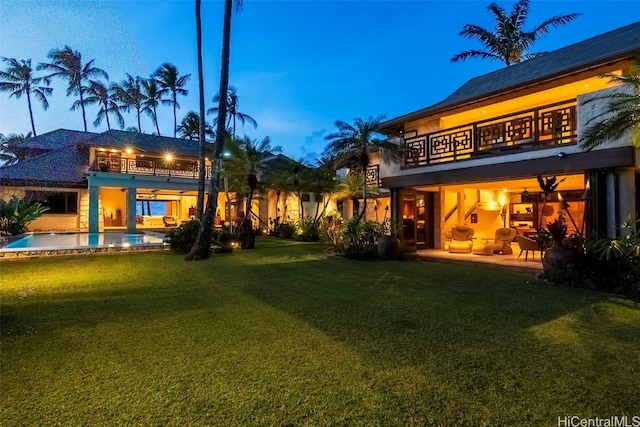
[239, 256, 640, 417]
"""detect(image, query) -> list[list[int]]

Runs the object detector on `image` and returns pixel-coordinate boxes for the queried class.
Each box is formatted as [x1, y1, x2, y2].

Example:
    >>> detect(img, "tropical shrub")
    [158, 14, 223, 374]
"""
[294, 218, 321, 242]
[581, 217, 640, 299]
[275, 222, 296, 239]
[0, 195, 49, 235]
[167, 219, 202, 254]
[340, 217, 385, 260]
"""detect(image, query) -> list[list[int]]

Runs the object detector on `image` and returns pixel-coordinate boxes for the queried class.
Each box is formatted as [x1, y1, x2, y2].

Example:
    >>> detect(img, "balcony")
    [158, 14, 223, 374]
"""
[347, 165, 381, 187]
[92, 155, 212, 179]
[403, 100, 577, 168]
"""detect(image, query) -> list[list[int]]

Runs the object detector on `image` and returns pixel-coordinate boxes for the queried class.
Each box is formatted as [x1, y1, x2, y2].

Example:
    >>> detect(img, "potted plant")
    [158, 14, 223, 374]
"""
[377, 217, 401, 261]
[542, 213, 578, 283]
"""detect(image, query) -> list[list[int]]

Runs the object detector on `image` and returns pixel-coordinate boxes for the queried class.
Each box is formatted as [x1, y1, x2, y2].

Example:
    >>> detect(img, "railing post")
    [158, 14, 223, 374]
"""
[472, 124, 478, 153]
[533, 108, 539, 146]
[153, 161, 156, 176]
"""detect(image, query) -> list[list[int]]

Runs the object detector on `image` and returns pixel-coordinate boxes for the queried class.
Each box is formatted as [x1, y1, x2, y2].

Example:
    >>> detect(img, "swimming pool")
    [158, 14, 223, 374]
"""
[1, 232, 166, 258]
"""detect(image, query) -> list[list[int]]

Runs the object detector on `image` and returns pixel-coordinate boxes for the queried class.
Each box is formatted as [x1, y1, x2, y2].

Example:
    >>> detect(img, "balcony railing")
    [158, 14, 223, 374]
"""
[348, 165, 381, 187]
[403, 100, 577, 168]
[92, 155, 212, 179]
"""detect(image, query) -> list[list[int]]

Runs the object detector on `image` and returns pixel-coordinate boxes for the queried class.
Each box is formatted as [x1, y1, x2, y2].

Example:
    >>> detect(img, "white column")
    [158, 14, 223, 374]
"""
[88, 185, 99, 233]
[126, 187, 137, 233]
[617, 168, 636, 237]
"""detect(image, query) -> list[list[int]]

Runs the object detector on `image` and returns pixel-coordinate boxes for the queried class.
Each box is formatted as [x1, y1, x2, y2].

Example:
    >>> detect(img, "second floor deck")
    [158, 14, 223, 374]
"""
[403, 100, 576, 168]
[92, 155, 212, 179]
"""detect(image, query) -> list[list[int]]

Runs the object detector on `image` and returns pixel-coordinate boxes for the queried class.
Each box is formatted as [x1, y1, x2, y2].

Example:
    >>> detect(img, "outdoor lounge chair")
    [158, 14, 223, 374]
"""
[492, 227, 517, 254]
[162, 216, 177, 227]
[516, 235, 543, 261]
[449, 225, 475, 253]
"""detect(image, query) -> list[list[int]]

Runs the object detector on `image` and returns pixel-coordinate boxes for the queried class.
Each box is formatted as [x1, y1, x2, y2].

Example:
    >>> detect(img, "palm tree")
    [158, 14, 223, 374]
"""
[188, 0, 243, 260]
[154, 63, 190, 138]
[0, 58, 52, 136]
[38, 46, 108, 131]
[207, 85, 257, 136]
[177, 112, 213, 141]
[580, 58, 640, 151]
[195, 0, 207, 219]
[141, 78, 162, 135]
[323, 115, 402, 220]
[223, 135, 281, 231]
[450, 0, 580, 66]
[308, 157, 340, 221]
[334, 175, 379, 220]
[111, 74, 145, 133]
[71, 80, 124, 130]
[0, 132, 32, 166]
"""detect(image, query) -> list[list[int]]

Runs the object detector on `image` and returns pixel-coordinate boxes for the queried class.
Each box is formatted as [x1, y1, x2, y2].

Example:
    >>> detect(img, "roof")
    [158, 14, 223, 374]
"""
[0, 145, 89, 186]
[85, 130, 204, 158]
[12, 129, 96, 151]
[381, 21, 640, 131]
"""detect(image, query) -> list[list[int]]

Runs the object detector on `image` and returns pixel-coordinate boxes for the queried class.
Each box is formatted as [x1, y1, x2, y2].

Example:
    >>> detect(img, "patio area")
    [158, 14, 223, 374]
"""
[416, 243, 544, 274]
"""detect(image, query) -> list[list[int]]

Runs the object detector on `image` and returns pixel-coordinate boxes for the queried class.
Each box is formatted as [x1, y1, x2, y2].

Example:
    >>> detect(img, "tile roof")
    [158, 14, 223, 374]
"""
[381, 21, 640, 130]
[13, 129, 97, 151]
[0, 145, 89, 186]
[85, 130, 204, 157]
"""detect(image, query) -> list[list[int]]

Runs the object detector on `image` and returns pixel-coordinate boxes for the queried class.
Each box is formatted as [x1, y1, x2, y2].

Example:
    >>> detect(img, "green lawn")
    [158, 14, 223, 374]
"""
[1, 237, 639, 426]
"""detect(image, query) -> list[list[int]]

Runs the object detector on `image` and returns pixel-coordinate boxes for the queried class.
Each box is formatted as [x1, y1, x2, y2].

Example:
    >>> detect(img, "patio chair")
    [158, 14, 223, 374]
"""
[162, 216, 177, 227]
[449, 225, 475, 253]
[516, 235, 543, 261]
[492, 227, 517, 255]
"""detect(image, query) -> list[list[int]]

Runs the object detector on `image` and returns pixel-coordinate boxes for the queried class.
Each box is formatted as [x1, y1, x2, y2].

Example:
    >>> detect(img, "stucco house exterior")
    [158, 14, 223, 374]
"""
[376, 21, 640, 251]
[0, 130, 327, 233]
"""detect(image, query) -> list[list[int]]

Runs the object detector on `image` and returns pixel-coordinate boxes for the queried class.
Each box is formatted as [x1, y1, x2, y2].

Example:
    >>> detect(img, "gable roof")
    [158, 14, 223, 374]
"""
[85, 130, 204, 158]
[12, 129, 97, 151]
[0, 144, 89, 187]
[381, 21, 640, 132]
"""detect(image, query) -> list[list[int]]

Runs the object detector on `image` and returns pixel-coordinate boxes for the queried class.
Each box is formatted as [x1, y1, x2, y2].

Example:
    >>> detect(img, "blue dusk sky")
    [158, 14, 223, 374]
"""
[0, 0, 638, 162]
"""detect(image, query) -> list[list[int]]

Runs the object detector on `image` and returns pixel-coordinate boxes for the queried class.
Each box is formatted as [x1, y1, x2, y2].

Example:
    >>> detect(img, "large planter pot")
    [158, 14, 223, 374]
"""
[377, 235, 401, 261]
[543, 246, 577, 283]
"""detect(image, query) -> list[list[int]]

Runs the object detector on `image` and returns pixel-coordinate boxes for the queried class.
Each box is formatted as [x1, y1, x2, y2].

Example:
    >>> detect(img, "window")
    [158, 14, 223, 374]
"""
[27, 191, 78, 214]
[301, 194, 311, 202]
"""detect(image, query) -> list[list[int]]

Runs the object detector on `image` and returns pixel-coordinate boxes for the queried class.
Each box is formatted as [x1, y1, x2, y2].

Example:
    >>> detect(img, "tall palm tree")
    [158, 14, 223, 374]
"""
[323, 115, 402, 220]
[334, 175, 379, 220]
[580, 58, 640, 151]
[0, 58, 52, 136]
[154, 63, 190, 138]
[223, 135, 281, 231]
[71, 80, 124, 130]
[188, 0, 243, 260]
[207, 85, 257, 136]
[141, 78, 162, 135]
[38, 46, 108, 131]
[111, 74, 145, 133]
[0, 132, 32, 166]
[177, 112, 213, 141]
[195, 0, 207, 219]
[450, 0, 580, 66]
[308, 157, 339, 221]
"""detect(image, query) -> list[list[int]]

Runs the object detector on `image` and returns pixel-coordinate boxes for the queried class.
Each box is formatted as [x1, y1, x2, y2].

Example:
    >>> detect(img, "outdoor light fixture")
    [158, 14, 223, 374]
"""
[165, 154, 173, 162]
[126, 147, 133, 154]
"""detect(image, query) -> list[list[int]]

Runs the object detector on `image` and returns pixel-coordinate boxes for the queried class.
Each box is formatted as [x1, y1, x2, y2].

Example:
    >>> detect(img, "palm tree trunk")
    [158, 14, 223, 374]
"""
[136, 107, 142, 132]
[195, 0, 206, 219]
[173, 92, 177, 138]
[153, 105, 161, 135]
[361, 166, 367, 221]
[187, 0, 233, 261]
[26, 90, 37, 136]
[79, 83, 88, 132]
[104, 101, 111, 130]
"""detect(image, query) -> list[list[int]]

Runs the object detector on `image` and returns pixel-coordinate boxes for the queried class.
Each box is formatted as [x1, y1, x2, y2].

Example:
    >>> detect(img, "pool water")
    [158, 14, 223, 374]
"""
[4, 232, 165, 250]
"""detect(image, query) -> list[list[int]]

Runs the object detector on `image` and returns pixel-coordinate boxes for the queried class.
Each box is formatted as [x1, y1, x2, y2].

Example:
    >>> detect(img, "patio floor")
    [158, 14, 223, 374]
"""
[415, 245, 544, 275]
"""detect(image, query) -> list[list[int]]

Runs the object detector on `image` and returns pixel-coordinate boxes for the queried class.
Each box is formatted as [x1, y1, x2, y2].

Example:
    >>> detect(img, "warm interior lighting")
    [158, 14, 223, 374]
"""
[165, 154, 173, 162]
[99, 148, 105, 152]
[126, 147, 133, 154]
[111, 149, 117, 153]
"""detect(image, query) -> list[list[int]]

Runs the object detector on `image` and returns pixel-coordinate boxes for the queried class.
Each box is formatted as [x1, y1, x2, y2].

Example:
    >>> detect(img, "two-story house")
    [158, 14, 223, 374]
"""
[378, 22, 640, 252]
[0, 129, 324, 233]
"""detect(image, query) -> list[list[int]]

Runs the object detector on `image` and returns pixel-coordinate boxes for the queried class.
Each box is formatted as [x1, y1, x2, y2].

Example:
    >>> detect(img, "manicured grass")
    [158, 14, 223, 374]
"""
[1, 237, 639, 426]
